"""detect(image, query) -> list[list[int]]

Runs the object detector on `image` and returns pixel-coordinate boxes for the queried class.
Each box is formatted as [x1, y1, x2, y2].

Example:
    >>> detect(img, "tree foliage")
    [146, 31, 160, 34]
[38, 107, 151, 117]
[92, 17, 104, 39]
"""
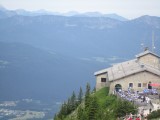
[78, 87, 83, 104]
[77, 106, 87, 120]
[114, 99, 137, 118]
[147, 109, 160, 119]
[85, 83, 91, 109]
[54, 86, 138, 120]
[55, 86, 84, 120]
[88, 96, 99, 120]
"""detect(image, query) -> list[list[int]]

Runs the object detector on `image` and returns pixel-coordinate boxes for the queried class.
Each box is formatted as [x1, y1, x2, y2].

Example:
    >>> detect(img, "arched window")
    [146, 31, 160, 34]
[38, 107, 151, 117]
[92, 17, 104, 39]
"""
[115, 84, 122, 92]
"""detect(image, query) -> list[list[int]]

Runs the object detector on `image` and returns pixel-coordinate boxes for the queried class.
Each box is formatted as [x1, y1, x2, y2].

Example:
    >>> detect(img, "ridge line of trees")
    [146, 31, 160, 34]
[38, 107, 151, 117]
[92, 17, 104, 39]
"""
[54, 83, 98, 120]
[54, 83, 138, 120]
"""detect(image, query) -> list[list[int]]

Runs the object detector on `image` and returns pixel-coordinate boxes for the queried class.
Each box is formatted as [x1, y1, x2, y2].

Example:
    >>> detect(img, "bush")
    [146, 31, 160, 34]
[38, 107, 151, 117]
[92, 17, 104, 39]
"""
[105, 96, 116, 107]
[114, 99, 138, 118]
[147, 109, 160, 119]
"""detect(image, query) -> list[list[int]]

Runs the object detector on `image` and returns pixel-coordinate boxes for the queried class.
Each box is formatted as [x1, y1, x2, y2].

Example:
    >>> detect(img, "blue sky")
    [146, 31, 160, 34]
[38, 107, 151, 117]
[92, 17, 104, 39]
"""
[0, 0, 160, 19]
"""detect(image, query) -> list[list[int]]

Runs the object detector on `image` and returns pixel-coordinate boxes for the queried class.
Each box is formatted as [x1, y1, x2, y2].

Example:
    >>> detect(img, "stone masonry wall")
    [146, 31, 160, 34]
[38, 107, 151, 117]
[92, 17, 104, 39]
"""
[109, 71, 160, 94]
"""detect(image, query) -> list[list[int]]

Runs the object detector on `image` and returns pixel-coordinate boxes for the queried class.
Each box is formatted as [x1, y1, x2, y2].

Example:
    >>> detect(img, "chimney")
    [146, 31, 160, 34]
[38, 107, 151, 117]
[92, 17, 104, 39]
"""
[144, 47, 149, 51]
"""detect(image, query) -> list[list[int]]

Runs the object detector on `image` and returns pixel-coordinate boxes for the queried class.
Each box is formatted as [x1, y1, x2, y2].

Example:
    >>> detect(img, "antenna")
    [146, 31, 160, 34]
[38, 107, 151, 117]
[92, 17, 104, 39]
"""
[141, 43, 144, 51]
[152, 31, 156, 53]
[140, 37, 145, 52]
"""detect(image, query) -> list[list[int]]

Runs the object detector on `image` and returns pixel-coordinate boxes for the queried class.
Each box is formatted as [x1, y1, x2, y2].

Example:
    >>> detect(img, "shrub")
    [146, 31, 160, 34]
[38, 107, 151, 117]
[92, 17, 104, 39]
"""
[147, 109, 160, 119]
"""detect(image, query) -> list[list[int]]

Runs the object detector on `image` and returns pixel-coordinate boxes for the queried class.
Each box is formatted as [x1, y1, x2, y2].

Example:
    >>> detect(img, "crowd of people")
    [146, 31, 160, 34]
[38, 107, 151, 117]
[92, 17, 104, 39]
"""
[123, 113, 141, 120]
[116, 87, 160, 120]
[116, 88, 158, 104]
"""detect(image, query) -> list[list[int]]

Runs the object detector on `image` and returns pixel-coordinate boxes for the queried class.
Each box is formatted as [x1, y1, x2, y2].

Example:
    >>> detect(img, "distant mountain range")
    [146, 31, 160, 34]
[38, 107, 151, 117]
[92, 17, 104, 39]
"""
[0, 6, 160, 101]
[0, 5, 127, 21]
[0, 5, 17, 19]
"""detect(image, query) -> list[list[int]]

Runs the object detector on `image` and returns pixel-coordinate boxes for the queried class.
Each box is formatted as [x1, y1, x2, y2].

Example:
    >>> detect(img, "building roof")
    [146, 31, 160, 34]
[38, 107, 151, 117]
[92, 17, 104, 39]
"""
[94, 51, 160, 81]
[136, 50, 160, 58]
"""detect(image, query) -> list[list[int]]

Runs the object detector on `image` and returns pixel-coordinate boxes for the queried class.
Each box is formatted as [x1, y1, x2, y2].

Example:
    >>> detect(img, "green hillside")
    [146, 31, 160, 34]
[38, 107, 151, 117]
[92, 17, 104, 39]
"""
[54, 86, 138, 120]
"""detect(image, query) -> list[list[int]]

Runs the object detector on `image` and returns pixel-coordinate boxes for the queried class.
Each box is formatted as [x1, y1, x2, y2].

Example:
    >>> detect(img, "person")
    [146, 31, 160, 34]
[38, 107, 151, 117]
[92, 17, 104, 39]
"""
[143, 96, 146, 102]
[119, 89, 122, 92]
[135, 116, 140, 120]
[129, 113, 133, 118]
[141, 109, 144, 118]
[146, 97, 149, 104]
[149, 108, 152, 113]
[124, 115, 128, 120]
[141, 96, 143, 102]
[144, 114, 147, 120]
[127, 113, 133, 120]
[127, 117, 132, 120]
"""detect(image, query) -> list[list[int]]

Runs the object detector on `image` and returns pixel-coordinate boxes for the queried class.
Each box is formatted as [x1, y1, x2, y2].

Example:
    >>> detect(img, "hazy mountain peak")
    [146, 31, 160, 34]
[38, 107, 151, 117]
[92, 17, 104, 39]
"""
[63, 11, 80, 16]
[103, 13, 128, 21]
[0, 6, 127, 21]
[0, 6, 17, 19]
[0, 5, 6, 11]
[83, 12, 102, 17]
[132, 15, 160, 28]
[70, 12, 128, 21]
[133, 15, 160, 21]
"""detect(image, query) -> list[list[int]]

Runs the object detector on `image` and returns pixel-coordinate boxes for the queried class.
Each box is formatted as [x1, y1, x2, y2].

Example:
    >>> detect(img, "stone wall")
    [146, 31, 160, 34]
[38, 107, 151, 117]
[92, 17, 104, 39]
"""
[95, 73, 110, 91]
[109, 71, 160, 94]
[138, 54, 160, 69]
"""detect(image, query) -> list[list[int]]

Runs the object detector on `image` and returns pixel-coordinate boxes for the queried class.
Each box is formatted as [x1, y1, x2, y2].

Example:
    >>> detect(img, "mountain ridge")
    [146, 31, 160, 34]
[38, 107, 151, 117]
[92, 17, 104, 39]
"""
[0, 10, 160, 102]
[0, 5, 127, 21]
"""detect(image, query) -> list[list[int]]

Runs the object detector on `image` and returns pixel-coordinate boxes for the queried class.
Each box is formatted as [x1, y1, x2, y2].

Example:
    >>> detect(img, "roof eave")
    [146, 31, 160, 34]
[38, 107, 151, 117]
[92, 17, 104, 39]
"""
[136, 51, 160, 58]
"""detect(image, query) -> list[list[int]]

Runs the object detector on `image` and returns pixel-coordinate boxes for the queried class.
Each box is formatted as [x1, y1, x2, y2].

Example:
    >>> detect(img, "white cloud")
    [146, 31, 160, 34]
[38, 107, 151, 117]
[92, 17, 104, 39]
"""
[0, 60, 10, 68]
[107, 56, 127, 61]
[79, 57, 91, 61]
[0, 60, 10, 65]
[92, 57, 108, 63]
[79, 56, 127, 63]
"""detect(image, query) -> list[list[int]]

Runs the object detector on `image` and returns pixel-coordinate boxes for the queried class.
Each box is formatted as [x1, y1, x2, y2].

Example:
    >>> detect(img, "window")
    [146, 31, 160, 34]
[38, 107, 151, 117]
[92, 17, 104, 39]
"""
[101, 78, 106, 82]
[138, 83, 141, 87]
[148, 81, 152, 89]
[143, 83, 147, 87]
[129, 83, 133, 88]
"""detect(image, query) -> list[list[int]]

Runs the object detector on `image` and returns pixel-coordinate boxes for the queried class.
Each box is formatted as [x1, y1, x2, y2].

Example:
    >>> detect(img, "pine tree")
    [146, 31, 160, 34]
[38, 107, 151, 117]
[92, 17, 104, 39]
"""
[77, 106, 83, 120]
[53, 114, 57, 120]
[92, 87, 96, 93]
[77, 106, 88, 120]
[78, 87, 83, 104]
[85, 83, 90, 109]
[58, 102, 68, 119]
[85, 83, 90, 96]
[88, 96, 99, 120]
[67, 97, 72, 114]
[70, 91, 76, 111]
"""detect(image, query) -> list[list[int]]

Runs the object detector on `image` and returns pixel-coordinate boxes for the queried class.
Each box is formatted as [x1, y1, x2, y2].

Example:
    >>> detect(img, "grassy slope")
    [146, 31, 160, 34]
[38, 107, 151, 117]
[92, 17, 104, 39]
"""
[64, 87, 117, 120]
[94, 87, 109, 106]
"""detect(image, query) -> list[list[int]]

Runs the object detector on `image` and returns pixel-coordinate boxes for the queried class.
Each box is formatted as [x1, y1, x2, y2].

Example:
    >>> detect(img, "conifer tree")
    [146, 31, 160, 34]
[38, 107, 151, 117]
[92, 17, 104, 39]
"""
[54, 114, 57, 120]
[77, 106, 83, 120]
[85, 83, 91, 109]
[92, 87, 96, 93]
[77, 106, 88, 120]
[58, 102, 68, 118]
[67, 97, 72, 114]
[88, 96, 99, 120]
[78, 87, 83, 104]
[70, 91, 76, 111]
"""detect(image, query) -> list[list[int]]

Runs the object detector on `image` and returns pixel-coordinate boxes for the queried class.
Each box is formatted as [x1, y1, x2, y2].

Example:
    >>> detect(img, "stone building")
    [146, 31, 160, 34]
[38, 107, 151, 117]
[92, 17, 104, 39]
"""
[94, 50, 160, 93]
